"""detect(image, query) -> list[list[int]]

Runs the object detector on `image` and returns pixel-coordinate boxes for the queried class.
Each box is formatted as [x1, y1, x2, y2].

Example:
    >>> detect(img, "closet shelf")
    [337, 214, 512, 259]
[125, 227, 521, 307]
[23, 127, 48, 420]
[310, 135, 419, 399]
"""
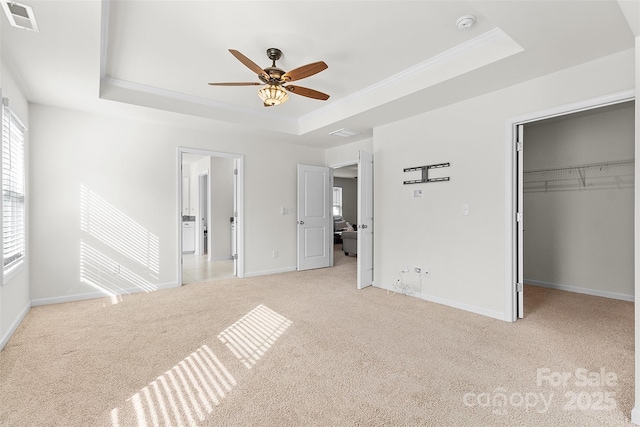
[524, 159, 634, 192]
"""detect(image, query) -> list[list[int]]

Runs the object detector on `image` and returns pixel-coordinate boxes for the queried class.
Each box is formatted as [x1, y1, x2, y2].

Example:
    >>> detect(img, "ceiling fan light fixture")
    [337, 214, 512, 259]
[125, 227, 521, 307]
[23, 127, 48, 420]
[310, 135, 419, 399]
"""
[258, 84, 289, 107]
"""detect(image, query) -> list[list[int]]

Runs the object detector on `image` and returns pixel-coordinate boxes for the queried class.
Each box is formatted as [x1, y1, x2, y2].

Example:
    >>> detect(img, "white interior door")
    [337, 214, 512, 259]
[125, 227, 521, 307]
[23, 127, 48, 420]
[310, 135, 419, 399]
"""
[516, 124, 524, 318]
[357, 150, 373, 289]
[297, 165, 332, 271]
[197, 173, 208, 256]
[233, 159, 238, 276]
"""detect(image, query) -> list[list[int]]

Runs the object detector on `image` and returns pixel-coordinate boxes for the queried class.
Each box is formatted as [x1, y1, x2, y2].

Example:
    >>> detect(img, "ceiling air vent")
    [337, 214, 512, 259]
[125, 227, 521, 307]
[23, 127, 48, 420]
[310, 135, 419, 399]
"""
[1, 1, 39, 32]
[329, 128, 360, 138]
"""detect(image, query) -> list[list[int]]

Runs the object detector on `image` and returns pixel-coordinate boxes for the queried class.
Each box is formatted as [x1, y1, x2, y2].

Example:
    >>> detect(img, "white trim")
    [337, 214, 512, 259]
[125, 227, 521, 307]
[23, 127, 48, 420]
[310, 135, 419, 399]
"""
[177, 147, 244, 284]
[31, 282, 179, 307]
[243, 267, 297, 278]
[300, 28, 521, 124]
[3, 260, 25, 284]
[102, 77, 295, 126]
[0, 300, 30, 351]
[632, 407, 640, 425]
[526, 279, 634, 302]
[504, 121, 517, 321]
[374, 282, 506, 321]
[100, 0, 110, 79]
[329, 160, 358, 170]
[510, 90, 635, 125]
[505, 89, 636, 322]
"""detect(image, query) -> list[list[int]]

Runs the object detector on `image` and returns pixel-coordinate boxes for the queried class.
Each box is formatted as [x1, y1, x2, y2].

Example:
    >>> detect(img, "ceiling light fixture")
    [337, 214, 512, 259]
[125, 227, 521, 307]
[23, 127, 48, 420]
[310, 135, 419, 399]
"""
[456, 14, 476, 30]
[257, 84, 289, 107]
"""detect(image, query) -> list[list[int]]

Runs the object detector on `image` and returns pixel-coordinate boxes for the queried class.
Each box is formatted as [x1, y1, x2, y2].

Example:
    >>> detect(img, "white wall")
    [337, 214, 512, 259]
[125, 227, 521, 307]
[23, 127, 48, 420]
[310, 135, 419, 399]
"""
[373, 49, 635, 320]
[523, 103, 634, 299]
[0, 63, 30, 349]
[29, 105, 324, 303]
[326, 138, 373, 167]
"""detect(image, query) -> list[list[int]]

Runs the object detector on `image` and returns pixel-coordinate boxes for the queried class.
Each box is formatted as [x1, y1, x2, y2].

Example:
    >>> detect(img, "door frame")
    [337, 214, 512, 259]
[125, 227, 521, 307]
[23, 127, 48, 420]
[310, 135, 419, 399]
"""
[177, 147, 244, 282]
[504, 89, 634, 322]
[330, 156, 374, 289]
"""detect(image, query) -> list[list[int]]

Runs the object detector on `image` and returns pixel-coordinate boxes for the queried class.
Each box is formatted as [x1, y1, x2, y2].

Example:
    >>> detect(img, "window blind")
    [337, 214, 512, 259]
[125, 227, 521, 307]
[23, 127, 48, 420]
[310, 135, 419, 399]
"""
[332, 187, 342, 216]
[2, 101, 25, 271]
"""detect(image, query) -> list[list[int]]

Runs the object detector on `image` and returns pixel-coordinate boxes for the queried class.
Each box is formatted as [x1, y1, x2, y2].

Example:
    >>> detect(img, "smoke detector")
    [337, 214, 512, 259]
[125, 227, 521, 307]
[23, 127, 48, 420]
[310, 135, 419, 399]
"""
[456, 15, 476, 30]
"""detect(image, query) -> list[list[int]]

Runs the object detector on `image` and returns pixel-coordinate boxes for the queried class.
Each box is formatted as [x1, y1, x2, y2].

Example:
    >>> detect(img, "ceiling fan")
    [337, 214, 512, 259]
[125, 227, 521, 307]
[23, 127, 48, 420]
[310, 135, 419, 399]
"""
[208, 48, 329, 107]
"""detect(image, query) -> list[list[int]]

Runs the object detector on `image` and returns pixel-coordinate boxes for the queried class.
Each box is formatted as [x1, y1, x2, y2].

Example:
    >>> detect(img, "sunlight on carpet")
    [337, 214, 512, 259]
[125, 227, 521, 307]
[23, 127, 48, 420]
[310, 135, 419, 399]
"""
[110, 345, 235, 427]
[217, 304, 292, 369]
[109, 305, 292, 426]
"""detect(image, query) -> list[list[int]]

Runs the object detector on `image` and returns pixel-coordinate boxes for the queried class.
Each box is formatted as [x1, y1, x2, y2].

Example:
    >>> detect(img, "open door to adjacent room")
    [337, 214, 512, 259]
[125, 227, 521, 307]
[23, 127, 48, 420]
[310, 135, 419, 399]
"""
[179, 148, 244, 284]
[357, 150, 373, 289]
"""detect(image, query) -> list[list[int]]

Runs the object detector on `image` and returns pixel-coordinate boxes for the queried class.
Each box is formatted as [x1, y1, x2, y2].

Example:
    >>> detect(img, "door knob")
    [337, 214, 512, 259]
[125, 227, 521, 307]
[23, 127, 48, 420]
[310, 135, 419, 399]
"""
[299, 221, 305, 225]
[361, 224, 368, 229]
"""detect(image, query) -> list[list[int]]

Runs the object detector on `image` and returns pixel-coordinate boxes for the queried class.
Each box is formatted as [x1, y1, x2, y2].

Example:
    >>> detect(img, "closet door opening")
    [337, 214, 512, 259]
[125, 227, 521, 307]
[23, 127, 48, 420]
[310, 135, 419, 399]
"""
[514, 100, 635, 318]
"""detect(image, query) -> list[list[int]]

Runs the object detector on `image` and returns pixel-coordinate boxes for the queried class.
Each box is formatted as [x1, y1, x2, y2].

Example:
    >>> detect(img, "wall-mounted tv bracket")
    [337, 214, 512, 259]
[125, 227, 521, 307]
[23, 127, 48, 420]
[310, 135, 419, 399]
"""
[403, 162, 450, 184]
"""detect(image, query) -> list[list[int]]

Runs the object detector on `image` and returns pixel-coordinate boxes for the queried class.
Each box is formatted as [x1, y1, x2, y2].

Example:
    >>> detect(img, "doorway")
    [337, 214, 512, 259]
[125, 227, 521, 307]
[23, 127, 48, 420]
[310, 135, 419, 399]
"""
[333, 163, 358, 268]
[178, 148, 244, 284]
[509, 91, 635, 320]
[328, 150, 374, 290]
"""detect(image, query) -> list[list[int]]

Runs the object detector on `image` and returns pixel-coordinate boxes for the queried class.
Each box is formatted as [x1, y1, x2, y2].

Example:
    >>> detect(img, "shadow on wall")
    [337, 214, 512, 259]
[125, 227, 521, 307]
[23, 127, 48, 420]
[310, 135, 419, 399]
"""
[79, 184, 160, 304]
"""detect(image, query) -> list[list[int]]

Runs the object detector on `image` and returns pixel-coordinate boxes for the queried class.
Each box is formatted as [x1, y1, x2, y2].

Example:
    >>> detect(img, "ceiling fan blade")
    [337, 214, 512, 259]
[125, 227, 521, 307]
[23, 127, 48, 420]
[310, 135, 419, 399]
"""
[284, 85, 330, 100]
[228, 49, 268, 79]
[208, 82, 261, 86]
[283, 61, 328, 82]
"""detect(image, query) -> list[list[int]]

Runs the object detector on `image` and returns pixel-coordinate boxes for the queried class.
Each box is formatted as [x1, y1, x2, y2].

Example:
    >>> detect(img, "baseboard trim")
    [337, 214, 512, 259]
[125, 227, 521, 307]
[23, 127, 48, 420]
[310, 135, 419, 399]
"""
[373, 283, 505, 321]
[31, 282, 180, 307]
[244, 267, 297, 278]
[0, 301, 31, 351]
[631, 406, 640, 425]
[525, 279, 634, 302]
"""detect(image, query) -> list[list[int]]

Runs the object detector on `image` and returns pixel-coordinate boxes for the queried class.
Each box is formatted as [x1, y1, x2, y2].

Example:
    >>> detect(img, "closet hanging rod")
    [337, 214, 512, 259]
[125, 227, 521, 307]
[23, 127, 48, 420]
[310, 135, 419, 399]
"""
[524, 159, 634, 175]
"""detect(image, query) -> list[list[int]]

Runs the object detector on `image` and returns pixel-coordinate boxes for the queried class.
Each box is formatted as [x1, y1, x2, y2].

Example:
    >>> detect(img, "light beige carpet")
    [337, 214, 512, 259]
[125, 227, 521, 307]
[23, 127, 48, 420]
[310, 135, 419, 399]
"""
[0, 247, 634, 426]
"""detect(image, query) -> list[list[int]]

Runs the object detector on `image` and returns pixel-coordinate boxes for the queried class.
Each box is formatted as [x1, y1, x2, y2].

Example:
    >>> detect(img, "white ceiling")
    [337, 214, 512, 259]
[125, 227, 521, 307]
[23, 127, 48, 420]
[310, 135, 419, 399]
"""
[1, 1, 636, 149]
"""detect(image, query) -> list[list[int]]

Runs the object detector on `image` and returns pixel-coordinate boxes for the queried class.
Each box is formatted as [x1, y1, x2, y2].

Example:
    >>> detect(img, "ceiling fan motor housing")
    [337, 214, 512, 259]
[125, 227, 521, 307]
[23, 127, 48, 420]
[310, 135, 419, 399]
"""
[266, 48, 283, 61]
[260, 48, 288, 84]
[260, 66, 287, 85]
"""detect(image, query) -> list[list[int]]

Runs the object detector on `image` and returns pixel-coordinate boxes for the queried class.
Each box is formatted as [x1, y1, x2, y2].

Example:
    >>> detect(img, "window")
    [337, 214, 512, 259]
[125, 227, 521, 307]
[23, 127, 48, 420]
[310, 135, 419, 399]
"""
[2, 99, 25, 276]
[332, 186, 342, 216]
